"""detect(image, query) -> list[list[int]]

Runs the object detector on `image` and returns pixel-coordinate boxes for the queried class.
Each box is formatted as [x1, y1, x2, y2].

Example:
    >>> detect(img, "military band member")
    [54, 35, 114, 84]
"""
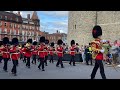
[31, 41, 38, 65]
[49, 42, 55, 63]
[2, 37, 10, 72]
[56, 39, 64, 68]
[23, 39, 33, 68]
[44, 39, 49, 66]
[69, 40, 76, 66]
[91, 25, 106, 79]
[38, 36, 46, 71]
[9, 38, 20, 76]
[0, 42, 3, 63]
[22, 44, 27, 63]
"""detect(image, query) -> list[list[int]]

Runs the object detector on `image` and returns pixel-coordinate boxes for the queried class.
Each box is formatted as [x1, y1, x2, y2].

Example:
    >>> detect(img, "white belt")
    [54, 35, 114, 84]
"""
[4, 52, 9, 53]
[12, 53, 19, 54]
[70, 51, 75, 52]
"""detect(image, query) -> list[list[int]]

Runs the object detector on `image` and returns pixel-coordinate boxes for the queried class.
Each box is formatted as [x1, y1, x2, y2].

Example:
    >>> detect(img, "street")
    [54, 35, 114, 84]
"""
[0, 60, 120, 79]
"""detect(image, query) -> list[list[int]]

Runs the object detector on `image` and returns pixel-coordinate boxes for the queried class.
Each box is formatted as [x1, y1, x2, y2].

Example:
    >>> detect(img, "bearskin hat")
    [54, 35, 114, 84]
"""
[3, 37, 9, 44]
[63, 43, 65, 46]
[71, 40, 75, 46]
[39, 36, 45, 43]
[27, 39, 32, 44]
[57, 39, 63, 45]
[92, 25, 102, 38]
[76, 43, 79, 46]
[50, 42, 54, 47]
[33, 41, 37, 45]
[12, 38, 19, 45]
[45, 39, 49, 44]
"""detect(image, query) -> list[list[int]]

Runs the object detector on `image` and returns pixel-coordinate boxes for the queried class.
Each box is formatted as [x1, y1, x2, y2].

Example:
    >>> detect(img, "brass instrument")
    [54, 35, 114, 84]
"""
[91, 40, 103, 60]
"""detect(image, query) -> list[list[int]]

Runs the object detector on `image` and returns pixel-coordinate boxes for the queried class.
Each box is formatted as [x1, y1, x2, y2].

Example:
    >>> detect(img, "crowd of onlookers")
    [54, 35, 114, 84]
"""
[61, 39, 120, 67]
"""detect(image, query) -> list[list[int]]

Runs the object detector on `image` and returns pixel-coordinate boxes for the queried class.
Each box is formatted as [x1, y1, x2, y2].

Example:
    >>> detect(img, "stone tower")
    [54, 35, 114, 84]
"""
[67, 11, 120, 46]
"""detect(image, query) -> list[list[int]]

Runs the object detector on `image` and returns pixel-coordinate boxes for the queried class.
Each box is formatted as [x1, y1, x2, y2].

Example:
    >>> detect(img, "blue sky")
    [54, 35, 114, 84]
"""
[11, 11, 68, 34]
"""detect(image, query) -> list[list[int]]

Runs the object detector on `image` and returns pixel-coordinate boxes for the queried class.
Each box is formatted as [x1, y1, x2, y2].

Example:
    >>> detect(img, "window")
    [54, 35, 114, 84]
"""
[10, 23, 12, 27]
[10, 29, 11, 34]
[14, 30, 16, 35]
[16, 18, 18, 22]
[0, 21, 2, 26]
[5, 16, 7, 20]
[4, 22, 7, 27]
[14, 24, 16, 28]
[75, 24, 76, 29]
[10, 18, 12, 20]
[4, 28, 7, 33]
[0, 28, 1, 33]
[0, 16, 2, 19]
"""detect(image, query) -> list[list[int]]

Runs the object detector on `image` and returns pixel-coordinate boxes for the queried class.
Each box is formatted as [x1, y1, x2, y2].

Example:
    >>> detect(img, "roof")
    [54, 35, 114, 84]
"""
[0, 11, 22, 23]
[31, 11, 39, 20]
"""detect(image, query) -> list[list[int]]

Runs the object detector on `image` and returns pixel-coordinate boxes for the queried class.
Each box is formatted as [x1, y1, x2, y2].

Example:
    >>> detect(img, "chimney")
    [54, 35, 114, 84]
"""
[27, 14, 30, 19]
[18, 11, 21, 16]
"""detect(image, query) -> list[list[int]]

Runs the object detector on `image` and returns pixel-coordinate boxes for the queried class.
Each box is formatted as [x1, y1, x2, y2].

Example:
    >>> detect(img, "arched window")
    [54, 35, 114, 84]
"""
[75, 24, 76, 29]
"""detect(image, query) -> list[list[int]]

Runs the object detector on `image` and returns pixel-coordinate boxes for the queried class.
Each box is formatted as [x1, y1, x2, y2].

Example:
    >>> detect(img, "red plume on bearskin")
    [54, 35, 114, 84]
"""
[12, 38, 19, 45]
[57, 39, 63, 45]
[92, 25, 102, 38]
[39, 36, 45, 43]
[45, 39, 49, 44]
[3, 37, 9, 44]
[27, 39, 32, 44]
[71, 40, 75, 46]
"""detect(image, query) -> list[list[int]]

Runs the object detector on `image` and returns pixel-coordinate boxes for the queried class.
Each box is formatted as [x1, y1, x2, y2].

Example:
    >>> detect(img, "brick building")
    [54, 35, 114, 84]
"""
[0, 11, 42, 43]
[43, 30, 67, 44]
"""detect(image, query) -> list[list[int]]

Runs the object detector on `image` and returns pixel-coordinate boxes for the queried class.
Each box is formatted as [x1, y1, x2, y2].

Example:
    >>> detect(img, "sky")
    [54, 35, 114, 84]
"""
[11, 11, 68, 34]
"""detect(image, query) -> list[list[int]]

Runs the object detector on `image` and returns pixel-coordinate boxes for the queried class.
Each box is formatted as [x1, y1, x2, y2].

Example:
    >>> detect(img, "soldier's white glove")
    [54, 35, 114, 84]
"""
[100, 49, 104, 53]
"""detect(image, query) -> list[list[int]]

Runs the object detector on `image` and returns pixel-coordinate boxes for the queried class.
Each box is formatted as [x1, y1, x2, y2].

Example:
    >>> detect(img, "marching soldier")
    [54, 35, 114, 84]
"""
[0, 42, 3, 63]
[9, 38, 20, 76]
[31, 41, 38, 65]
[2, 37, 10, 72]
[90, 25, 106, 79]
[44, 39, 49, 66]
[49, 42, 55, 63]
[23, 39, 33, 68]
[69, 40, 76, 66]
[38, 36, 46, 71]
[56, 39, 64, 68]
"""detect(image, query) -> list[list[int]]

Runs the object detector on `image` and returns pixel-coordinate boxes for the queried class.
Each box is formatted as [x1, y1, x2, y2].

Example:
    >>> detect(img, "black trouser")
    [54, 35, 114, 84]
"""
[69, 55, 75, 65]
[26, 57, 30, 67]
[23, 56, 26, 63]
[86, 53, 92, 65]
[16, 60, 18, 66]
[3, 58, 9, 71]
[44, 56, 48, 65]
[38, 57, 44, 70]
[20, 53, 23, 60]
[11, 60, 17, 74]
[56, 57, 64, 67]
[91, 60, 106, 79]
[32, 55, 36, 64]
[0, 56, 2, 62]
[50, 55, 53, 63]
[79, 54, 83, 62]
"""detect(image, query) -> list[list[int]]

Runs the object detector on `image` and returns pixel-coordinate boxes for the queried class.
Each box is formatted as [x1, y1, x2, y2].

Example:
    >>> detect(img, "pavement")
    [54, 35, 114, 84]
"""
[0, 59, 120, 79]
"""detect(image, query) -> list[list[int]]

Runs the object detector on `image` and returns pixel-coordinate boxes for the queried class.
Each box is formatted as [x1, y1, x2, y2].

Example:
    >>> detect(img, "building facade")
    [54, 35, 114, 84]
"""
[43, 30, 67, 44]
[67, 11, 120, 46]
[0, 11, 41, 43]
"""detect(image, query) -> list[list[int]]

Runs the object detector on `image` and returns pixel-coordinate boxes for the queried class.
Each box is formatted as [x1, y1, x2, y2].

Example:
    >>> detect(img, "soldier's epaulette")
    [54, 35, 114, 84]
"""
[91, 40, 100, 44]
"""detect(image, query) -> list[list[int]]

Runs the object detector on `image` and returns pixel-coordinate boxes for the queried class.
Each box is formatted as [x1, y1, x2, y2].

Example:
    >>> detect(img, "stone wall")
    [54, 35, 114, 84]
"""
[67, 11, 120, 46]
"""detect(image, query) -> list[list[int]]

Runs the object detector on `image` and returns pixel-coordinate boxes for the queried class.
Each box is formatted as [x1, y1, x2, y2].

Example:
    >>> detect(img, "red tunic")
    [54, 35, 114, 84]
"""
[44, 46, 48, 56]
[32, 46, 38, 55]
[57, 46, 63, 57]
[49, 47, 54, 56]
[23, 47, 32, 58]
[70, 46, 76, 56]
[38, 44, 45, 58]
[2, 45, 10, 59]
[9, 46, 20, 60]
[91, 38, 103, 60]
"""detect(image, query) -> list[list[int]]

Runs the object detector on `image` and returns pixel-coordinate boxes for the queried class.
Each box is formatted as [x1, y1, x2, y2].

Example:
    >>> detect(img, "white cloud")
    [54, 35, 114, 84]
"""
[39, 11, 68, 17]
